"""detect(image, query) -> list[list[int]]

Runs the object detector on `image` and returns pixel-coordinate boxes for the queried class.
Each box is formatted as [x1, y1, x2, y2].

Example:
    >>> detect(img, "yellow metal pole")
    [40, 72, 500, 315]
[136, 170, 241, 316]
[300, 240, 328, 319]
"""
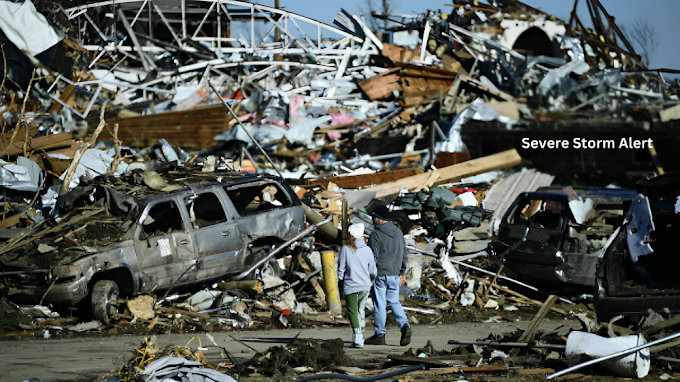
[321, 250, 342, 315]
[648, 143, 664, 175]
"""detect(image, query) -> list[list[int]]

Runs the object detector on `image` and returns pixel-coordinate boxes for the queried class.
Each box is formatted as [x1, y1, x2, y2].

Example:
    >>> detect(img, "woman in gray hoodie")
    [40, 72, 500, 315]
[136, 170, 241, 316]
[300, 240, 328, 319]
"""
[337, 223, 377, 348]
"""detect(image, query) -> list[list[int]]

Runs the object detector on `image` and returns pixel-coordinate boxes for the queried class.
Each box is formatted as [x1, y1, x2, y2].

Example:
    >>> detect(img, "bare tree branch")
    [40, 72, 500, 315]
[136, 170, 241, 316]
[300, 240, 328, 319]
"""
[358, 0, 399, 37]
[622, 17, 659, 67]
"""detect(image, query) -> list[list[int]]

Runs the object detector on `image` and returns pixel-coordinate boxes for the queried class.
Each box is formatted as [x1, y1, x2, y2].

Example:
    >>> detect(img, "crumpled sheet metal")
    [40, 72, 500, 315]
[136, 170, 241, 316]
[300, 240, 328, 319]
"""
[625, 194, 655, 263]
[285, 115, 333, 146]
[214, 124, 287, 147]
[538, 59, 591, 95]
[59, 183, 138, 223]
[0, 157, 42, 192]
[437, 99, 519, 153]
[59, 149, 129, 191]
[143, 356, 237, 382]
[556, 34, 586, 62]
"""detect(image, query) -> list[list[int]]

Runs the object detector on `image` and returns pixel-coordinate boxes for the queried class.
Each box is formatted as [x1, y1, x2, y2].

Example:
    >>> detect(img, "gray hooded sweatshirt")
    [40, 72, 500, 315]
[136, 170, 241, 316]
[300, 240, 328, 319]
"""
[368, 221, 408, 277]
[337, 238, 377, 295]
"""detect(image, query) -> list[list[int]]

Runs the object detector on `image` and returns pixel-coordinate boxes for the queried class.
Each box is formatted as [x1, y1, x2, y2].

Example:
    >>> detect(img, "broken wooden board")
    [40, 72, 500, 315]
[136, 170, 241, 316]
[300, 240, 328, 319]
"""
[358, 67, 402, 101]
[298, 255, 326, 304]
[460, 74, 516, 102]
[514, 368, 556, 375]
[442, 54, 468, 75]
[291, 168, 423, 189]
[0, 209, 36, 229]
[359, 63, 456, 105]
[1, 133, 74, 157]
[381, 43, 419, 64]
[510, 294, 559, 356]
[650, 338, 680, 353]
[48, 84, 76, 113]
[0, 125, 38, 143]
[458, 363, 509, 373]
[396, 62, 459, 79]
[555, 373, 591, 381]
[640, 314, 680, 337]
[159, 307, 209, 319]
[363, 149, 521, 199]
[470, 275, 568, 316]
[443, 73, 515, 112]
[218, 280, 263, 295]
[397, 62, 456, 106]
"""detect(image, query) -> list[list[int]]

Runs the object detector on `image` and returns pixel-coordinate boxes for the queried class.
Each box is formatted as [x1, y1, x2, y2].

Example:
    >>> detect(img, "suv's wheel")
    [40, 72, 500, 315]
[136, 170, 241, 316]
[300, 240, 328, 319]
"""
[388, 211, 412, 234]
[243, 248, 268, 280]
[243, 246, 284, 279]
[91, 280, 120, 325]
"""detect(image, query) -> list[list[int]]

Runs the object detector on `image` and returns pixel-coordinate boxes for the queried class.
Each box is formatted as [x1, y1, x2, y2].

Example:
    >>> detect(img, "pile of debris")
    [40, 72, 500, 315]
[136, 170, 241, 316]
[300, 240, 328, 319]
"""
[0, 0, 677, 190]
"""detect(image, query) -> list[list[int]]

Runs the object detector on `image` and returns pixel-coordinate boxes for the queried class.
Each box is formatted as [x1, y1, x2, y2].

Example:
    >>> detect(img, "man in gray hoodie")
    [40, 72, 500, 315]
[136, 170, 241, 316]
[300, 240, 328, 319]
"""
[364, 205, 412, 346]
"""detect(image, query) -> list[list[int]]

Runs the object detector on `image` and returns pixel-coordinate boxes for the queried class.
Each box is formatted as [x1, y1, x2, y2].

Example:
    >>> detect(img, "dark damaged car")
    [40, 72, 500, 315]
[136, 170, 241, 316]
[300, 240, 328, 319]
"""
[0, 173, 316, 323]
[595, 173, 680, 321]
[497, 188, 631, 289]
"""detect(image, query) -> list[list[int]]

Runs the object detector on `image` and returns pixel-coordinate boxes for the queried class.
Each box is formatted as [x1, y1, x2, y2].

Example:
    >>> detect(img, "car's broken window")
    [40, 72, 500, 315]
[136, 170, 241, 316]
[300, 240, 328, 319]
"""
[185, 192, 227, 229]
[508, 199, 564, 229]
[141, 201, 184, 237]
[225, 183, 292, 216]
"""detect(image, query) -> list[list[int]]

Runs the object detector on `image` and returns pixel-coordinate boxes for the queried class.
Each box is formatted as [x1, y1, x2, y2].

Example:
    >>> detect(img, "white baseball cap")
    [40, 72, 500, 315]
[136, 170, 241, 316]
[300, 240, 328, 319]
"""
[348, 223, 364, 239]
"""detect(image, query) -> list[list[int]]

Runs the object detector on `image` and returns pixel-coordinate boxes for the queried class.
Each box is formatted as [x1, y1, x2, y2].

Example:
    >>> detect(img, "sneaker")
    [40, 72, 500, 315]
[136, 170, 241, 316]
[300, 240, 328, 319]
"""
[400, 325, 412, 346]
[364, 334, 386, 345]
[350, 333, 364, 348]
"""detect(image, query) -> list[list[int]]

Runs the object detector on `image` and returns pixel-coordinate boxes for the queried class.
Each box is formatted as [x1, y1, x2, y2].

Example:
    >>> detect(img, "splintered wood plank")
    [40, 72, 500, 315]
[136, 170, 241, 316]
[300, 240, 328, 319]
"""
[515, 368, 555, 375]
[358, 67, 402, 100]
[641, 314, 680, 336]
[48, 84, 76, 113]
[382, 43, 419, 63]
[363, 149, 522, 198]
[298, 255, 326, 304]
[396, 61, 460, 77]
[510, 294, 559, 356]
[459, 363, 508, 373]
[296, 168, 422, 189]
[2, 133, 74, 157]
[470, 276, 568, 316]
[0, 125, 38, 143]
[461, 74, 515, 102]
[0, 209, 35, 229]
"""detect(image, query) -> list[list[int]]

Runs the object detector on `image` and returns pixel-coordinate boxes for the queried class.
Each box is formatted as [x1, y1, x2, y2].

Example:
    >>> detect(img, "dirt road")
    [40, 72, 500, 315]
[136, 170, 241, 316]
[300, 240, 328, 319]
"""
[0, 319, 579, 381]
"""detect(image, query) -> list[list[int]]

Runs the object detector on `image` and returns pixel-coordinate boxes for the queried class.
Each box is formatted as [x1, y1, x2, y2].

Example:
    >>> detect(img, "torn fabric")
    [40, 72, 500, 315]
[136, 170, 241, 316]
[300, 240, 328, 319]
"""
[0, 0, 63, 56]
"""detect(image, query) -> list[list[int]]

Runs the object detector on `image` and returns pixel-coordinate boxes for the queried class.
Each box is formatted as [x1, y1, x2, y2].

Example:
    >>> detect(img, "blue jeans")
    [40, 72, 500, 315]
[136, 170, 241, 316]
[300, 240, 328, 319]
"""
[371, 275, 409, 337]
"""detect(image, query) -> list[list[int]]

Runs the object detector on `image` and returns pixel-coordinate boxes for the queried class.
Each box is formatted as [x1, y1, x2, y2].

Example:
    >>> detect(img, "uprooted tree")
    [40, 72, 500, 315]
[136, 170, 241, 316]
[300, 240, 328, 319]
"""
[622, 17, 660, 67]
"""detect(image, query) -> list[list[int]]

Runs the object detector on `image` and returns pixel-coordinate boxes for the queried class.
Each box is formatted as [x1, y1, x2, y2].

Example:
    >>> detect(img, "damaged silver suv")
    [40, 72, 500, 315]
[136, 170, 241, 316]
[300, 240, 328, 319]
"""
[0, 173, 314, 324]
